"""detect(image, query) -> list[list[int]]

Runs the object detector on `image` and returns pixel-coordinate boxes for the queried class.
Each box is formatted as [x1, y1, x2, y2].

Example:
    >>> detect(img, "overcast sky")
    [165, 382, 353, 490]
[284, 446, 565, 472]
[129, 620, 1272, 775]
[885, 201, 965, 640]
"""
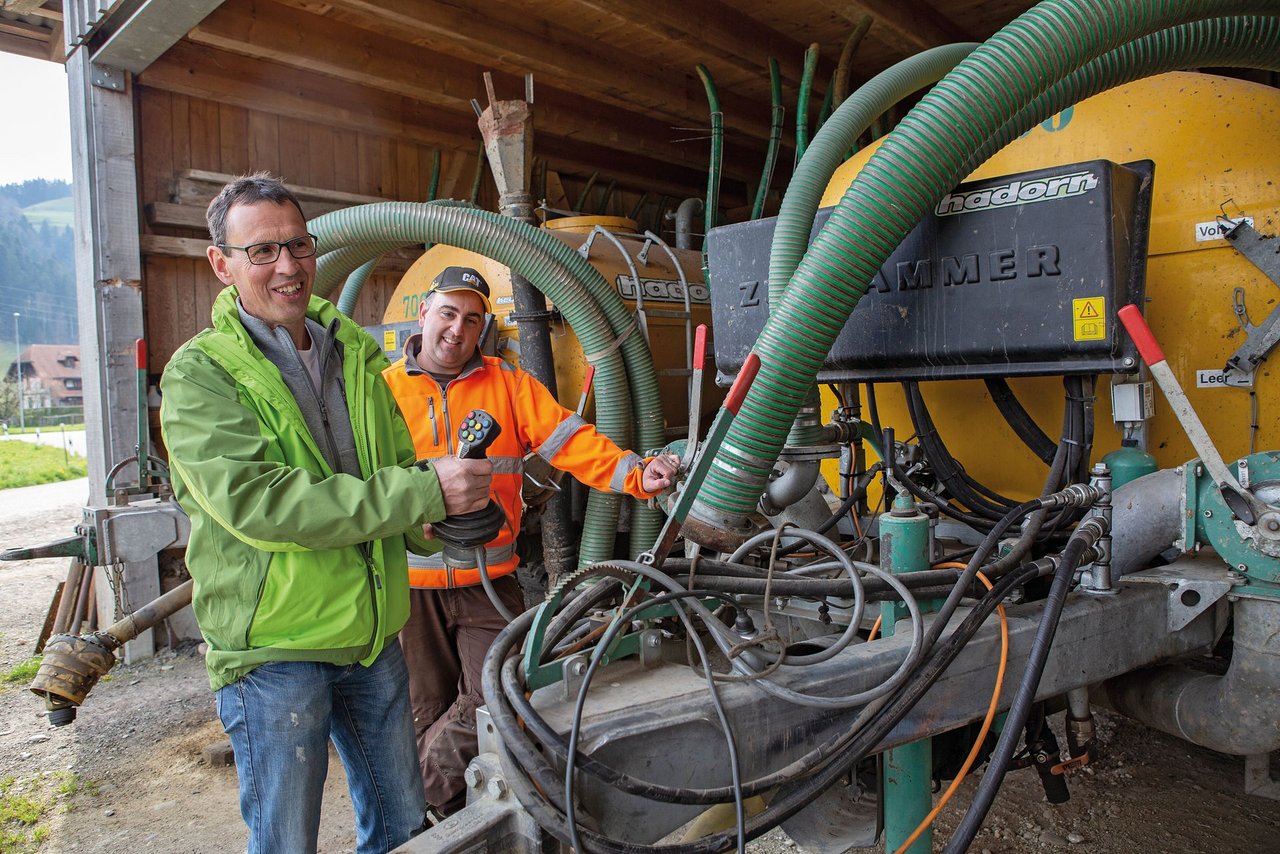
[0, 52, 72, 187]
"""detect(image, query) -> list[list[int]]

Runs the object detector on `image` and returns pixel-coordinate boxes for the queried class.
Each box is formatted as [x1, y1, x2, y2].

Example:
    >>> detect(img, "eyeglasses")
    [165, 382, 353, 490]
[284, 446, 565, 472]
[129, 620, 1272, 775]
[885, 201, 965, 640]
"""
[219, 234, 319, 266]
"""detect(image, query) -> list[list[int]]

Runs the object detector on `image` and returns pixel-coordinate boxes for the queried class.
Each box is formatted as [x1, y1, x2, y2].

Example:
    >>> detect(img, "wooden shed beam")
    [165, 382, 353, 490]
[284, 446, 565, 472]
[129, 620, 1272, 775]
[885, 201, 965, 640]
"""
[297, 0, 775, 142]
[0, 26, 49, 59]
[566, 0, 820, 90]
[187, 0, 759, 183]
[816, 0, 972, 51]
[139, 41, 720, 203]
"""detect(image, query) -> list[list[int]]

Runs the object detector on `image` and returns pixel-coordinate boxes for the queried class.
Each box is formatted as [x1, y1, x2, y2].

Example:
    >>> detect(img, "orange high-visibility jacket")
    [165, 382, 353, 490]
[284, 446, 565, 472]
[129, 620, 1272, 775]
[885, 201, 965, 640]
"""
[384, 337, 655, 589]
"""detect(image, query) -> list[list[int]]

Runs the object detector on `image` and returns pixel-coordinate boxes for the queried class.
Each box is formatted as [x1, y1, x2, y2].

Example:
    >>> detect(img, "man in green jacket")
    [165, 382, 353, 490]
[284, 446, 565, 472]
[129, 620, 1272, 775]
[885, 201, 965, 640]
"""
[160, 173, 491, 854]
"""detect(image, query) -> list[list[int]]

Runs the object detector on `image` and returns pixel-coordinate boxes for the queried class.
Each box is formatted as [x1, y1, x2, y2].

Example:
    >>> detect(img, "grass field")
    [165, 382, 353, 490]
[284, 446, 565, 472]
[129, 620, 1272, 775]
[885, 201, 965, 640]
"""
[20, 197, 74, 229]
[0, 441, 86, 489]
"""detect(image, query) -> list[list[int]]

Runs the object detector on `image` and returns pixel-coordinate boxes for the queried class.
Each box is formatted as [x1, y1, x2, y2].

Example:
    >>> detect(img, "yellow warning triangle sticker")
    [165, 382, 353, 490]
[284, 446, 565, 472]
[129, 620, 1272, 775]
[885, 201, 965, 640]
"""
[1079, 302, 1100, 318]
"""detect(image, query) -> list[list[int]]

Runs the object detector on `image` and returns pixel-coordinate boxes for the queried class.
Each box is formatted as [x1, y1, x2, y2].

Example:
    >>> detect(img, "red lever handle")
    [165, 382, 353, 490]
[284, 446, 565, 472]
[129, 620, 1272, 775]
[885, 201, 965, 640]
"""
[725, 353, 760, 414]
[692, 324, 708, 370]
[1117, 304, 1165, 366]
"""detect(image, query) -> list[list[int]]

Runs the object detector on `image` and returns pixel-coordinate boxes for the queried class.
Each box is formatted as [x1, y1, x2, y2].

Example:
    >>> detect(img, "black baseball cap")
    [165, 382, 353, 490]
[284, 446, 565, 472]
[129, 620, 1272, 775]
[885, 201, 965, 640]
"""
[429, 266, 492, 313]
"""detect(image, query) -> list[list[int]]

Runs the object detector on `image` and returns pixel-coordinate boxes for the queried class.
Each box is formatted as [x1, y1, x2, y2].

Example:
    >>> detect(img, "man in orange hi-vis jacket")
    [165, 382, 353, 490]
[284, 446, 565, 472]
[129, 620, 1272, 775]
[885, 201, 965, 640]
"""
[383, 265, 679, 817]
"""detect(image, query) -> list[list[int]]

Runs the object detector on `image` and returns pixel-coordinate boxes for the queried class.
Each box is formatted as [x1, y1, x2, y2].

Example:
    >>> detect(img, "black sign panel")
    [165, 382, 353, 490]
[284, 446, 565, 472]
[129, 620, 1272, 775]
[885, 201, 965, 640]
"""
[708, 159, 1153, 383]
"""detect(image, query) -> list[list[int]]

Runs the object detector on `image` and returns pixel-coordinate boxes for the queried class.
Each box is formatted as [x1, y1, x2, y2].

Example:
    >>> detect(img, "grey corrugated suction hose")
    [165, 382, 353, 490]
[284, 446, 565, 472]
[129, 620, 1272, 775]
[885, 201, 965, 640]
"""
[690, 1, 1280, 533]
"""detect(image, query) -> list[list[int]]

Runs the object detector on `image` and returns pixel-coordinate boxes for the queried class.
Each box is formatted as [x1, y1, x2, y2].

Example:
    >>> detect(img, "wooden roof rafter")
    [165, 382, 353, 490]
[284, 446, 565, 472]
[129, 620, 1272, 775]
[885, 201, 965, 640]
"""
[276, 0, 778, 143]
[186, 0, 762, 185]
[815, 0, 974, 52]
[138, 40, 734, 204]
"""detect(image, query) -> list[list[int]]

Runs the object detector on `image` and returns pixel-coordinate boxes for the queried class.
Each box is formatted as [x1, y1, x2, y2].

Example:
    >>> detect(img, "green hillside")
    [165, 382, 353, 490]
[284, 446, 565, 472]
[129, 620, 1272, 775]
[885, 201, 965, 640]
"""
[22, 196, 74, 228]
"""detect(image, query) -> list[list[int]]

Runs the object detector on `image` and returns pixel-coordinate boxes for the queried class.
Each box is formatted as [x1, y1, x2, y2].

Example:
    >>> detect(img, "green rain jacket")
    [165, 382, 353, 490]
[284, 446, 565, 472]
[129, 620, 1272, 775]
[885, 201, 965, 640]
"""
[161, 288, 442, 691]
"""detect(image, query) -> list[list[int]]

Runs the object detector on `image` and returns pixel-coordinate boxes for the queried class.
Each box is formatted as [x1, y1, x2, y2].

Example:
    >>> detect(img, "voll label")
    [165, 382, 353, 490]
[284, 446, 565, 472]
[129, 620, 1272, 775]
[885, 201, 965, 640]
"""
[1195, 217, 1253, 242]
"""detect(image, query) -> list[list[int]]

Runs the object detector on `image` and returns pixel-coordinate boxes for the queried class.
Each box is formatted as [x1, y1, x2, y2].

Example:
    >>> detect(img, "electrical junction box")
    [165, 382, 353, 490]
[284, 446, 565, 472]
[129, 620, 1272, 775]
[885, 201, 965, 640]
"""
[1112, 381, 1154, 422]
[707, 159, 1154, 384]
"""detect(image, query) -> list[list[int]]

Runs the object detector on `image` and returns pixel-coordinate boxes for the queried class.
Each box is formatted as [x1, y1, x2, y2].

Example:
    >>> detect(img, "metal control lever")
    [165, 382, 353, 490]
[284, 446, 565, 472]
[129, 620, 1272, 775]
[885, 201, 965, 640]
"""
[1117, 305, 1266, 525]
[682, 324, 708, 467]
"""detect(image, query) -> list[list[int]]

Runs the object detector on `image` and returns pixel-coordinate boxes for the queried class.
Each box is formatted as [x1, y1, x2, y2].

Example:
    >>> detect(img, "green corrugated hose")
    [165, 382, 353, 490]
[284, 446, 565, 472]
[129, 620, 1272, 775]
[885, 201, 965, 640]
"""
[308, 202, 631, 565]
[692, 1, 1280, 530]
[308, 201, 667, 562]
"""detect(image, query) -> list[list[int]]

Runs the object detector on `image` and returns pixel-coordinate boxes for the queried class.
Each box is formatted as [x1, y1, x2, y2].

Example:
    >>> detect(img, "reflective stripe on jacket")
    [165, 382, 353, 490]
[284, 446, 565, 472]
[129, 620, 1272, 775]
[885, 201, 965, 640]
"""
[384, 337, 654, 589]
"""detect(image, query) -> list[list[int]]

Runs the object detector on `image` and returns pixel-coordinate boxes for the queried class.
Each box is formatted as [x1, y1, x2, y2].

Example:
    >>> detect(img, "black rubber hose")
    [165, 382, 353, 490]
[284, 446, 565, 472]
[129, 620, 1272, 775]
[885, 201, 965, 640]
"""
[681, 571, 963, 599]
[942, 519, 1107, 854]
[482, 558, 1049, 853]
[985, 377, 1057, 463]
[905, 381, 1018, 518]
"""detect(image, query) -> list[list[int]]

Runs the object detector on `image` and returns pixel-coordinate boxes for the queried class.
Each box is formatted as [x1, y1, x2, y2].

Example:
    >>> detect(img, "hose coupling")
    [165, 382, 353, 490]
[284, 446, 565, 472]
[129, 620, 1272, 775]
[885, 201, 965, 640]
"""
[1072, 516, 1111, 550]
[1041, 483, 1105, 509]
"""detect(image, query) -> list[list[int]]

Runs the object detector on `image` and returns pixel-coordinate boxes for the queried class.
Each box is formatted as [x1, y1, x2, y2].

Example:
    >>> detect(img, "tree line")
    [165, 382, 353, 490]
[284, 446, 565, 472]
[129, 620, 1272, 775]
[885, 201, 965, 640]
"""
[0, 179, 78, 348]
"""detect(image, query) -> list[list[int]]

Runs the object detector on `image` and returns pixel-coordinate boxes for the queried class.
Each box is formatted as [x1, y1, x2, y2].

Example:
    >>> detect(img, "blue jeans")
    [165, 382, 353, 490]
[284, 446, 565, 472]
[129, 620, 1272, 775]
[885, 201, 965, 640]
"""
[215, 639, 427, 854]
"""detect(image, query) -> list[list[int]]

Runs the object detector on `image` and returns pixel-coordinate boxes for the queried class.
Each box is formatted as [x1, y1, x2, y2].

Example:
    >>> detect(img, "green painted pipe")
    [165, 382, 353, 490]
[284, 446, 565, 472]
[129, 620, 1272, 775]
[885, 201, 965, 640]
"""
[693, 2, 1280, 529]
[426, 149, 441, 203]
[795, 43, 820, 160]
[750, 58, 784, 220]
[880, 494, 934, 854]
[833, 15, 874, 106]
[695, 63, 723, 283]
[469, 141, 486, 205]
[815, 84, 834, 130]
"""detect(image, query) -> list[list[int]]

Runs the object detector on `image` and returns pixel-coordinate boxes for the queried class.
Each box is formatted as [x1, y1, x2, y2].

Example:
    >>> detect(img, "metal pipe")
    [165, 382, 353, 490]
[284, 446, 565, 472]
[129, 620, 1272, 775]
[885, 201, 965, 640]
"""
[1098, 597, 1280, 756]
[1109, 466, 1183, 577]
[69, 563, 95, 635]
[760, 460, 819, 516]
[673, 197, 703, 250]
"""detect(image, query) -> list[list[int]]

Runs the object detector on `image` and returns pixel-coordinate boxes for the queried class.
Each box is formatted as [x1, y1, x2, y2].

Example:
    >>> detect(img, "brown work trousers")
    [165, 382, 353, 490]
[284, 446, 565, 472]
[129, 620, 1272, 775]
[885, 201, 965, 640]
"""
[400, 577, 524, 815]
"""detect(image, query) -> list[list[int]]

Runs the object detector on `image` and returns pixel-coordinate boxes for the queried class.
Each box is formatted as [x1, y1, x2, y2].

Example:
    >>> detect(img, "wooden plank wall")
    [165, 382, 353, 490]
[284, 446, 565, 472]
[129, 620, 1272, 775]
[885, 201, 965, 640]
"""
[137, 86, 492, 368]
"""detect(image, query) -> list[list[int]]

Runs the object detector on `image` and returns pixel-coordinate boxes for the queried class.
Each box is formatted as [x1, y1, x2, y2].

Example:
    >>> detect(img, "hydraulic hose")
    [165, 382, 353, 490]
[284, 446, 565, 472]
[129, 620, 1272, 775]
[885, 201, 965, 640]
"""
[695, 3, 1280, 533]
[482, 555, 1048, 853]
[943, 517, 1109, 854]
[986, 377, 1057, 464]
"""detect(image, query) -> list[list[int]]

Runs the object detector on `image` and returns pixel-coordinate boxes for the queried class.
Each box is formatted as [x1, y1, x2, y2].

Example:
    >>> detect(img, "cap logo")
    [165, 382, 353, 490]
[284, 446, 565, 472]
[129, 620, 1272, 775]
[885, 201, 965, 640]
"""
[462, 272, 481, 286]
